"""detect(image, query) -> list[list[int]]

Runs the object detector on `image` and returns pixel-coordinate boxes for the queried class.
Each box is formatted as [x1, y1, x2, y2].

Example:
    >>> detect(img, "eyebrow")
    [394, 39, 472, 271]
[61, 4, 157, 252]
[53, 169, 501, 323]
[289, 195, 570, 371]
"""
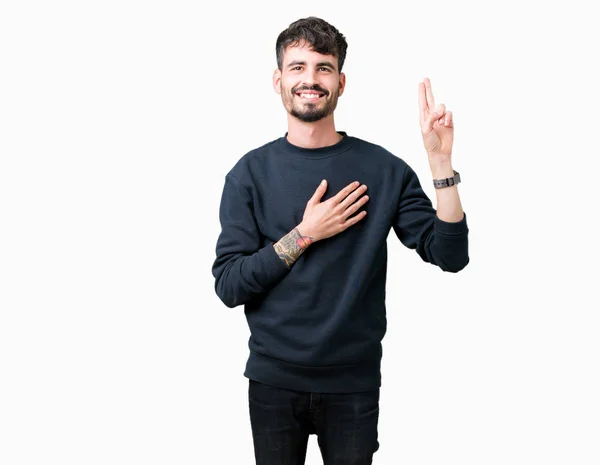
[286, 60, 336, 70]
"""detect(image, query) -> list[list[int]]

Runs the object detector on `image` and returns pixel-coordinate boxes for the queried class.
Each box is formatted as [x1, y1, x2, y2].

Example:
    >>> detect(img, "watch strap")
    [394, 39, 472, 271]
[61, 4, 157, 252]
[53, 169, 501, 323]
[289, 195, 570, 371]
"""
[433, 170, 461, 189]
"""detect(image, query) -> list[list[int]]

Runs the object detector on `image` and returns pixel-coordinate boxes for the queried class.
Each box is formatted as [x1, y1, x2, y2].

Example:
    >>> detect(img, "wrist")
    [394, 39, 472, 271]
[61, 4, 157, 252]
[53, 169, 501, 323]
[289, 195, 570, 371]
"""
[273, 226, 314, 268]
[429, 160, 454, 179]
[296, 223, 317, 245]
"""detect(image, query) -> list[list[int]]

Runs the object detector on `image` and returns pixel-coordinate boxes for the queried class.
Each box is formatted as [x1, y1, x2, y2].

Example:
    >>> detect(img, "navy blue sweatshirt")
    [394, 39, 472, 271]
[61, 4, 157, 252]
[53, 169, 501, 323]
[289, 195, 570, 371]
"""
[212, 131, 469, 393]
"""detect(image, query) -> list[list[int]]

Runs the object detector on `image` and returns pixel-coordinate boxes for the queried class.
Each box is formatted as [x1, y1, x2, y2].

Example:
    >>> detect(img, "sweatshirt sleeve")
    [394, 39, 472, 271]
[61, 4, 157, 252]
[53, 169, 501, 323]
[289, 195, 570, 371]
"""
[212, 174, 292, 308]
[392, 164, 470, 273]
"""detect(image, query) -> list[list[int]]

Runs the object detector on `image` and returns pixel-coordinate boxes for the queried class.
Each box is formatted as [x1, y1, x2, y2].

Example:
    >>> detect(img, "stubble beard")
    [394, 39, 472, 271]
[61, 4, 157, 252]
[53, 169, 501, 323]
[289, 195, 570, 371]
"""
[285, 88, 339, 123]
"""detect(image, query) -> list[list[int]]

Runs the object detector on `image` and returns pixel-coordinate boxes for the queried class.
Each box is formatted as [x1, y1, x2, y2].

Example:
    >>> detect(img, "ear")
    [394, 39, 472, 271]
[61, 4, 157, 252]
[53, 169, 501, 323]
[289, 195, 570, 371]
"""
[338, 72, 346, 97]
[273, 69, 282, 95]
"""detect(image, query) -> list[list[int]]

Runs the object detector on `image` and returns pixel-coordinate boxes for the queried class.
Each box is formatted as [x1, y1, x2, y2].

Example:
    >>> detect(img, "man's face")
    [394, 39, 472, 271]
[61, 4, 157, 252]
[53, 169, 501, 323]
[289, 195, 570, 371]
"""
[274, 42, 345, 123]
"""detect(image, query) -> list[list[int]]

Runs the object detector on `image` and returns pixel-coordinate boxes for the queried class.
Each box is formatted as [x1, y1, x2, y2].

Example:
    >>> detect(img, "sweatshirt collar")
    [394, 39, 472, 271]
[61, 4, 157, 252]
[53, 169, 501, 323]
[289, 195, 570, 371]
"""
[279, 131, 353, 159]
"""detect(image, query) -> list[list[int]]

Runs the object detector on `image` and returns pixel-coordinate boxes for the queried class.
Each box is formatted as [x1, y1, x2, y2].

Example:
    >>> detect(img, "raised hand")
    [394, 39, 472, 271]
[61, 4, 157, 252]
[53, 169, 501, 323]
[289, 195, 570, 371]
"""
[418, 77, 454, 163]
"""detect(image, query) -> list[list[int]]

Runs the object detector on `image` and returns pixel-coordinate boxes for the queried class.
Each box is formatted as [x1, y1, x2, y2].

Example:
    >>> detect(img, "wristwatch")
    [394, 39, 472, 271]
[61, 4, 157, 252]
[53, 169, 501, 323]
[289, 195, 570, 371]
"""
[433, 170, 461, 189]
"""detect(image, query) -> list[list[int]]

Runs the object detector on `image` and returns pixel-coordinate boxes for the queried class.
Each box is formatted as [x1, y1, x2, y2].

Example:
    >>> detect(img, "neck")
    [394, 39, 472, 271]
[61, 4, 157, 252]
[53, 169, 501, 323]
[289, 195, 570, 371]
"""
[285, 114, 342, 149]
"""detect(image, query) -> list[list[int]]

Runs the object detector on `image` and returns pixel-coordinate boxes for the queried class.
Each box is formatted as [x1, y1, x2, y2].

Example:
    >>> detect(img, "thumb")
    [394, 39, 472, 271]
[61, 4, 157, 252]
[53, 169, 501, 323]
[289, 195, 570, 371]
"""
[423, 104, 446, 132]
[431, 103, 446, 122]
[310, 179, 327, 204]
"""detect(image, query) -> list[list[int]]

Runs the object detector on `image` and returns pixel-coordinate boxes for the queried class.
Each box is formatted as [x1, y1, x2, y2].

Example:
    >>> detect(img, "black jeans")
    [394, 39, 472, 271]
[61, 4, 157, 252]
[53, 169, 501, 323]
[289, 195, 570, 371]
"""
[248, 379, 380, 465]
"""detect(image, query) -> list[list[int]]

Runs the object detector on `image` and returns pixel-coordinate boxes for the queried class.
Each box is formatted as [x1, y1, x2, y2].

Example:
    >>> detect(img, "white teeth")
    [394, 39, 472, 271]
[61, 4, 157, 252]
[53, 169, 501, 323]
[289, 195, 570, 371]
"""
[299, 93, 321, 99]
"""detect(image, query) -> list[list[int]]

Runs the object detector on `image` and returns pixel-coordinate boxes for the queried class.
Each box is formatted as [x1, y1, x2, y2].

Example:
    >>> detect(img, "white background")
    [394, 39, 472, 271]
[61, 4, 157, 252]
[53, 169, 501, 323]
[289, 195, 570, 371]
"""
[1, 1, 599, 464]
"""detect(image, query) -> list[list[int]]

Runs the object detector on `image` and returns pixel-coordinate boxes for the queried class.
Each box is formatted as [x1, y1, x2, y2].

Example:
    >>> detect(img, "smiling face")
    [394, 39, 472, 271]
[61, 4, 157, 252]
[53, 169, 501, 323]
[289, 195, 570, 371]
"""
[274, 41, 346, 123]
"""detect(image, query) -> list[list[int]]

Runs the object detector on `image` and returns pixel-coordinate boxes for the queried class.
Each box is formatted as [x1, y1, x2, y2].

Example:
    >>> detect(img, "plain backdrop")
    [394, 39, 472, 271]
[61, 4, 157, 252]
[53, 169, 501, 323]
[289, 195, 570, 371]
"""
[1, 1, 599, 464]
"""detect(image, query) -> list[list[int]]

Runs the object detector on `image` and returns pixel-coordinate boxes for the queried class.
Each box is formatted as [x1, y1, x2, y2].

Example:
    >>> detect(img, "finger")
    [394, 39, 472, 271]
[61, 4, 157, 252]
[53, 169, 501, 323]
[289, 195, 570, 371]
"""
[427, 103, 445, 128]
[339, 183, 367, 209]
[342, 194, 369, 218]
[418, 81, 427, 117]
[423, 103, 446, 132]
[438, 109, 452, 126]
[341, 210, 367, 230]
[334, 181, 361, 203]
[309, 179, 327, 204]
[445, 110, 453, 126]
[424, 77, 435, 111]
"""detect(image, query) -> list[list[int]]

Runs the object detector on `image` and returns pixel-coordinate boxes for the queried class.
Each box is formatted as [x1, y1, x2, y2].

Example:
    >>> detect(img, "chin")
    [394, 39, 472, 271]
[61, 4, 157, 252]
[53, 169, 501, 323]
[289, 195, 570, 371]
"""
[291, 110, 329, 123]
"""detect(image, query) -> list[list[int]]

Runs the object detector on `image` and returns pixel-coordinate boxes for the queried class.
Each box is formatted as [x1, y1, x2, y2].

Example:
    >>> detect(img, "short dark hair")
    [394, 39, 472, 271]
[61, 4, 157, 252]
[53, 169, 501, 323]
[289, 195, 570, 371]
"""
[275, 17, 348, 72]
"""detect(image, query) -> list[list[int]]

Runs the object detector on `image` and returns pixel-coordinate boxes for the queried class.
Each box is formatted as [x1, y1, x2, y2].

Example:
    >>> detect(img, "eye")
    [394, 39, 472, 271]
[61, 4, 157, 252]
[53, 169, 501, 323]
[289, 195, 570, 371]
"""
[292, 66, 302, 71]
[319, 67, 331, 72]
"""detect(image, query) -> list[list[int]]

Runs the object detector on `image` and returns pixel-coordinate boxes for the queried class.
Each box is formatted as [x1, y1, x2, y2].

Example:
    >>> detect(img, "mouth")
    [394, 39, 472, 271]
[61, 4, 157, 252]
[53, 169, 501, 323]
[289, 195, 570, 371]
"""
[295, 91, 326, 101]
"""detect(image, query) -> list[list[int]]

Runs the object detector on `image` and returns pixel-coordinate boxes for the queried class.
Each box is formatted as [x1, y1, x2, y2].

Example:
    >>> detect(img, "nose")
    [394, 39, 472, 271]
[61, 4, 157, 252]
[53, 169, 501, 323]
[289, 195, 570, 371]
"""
[302, 66, 320, 86]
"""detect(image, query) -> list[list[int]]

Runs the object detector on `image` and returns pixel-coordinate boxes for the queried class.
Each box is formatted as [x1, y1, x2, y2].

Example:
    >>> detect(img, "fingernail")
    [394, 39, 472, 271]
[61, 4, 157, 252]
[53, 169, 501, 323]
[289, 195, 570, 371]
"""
[321, 179, 326, 185]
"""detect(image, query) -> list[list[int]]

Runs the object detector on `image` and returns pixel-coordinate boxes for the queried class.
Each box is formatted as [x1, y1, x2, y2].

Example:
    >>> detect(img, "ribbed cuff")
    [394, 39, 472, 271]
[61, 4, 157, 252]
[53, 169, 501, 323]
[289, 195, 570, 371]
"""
[434, 212, 469, 235]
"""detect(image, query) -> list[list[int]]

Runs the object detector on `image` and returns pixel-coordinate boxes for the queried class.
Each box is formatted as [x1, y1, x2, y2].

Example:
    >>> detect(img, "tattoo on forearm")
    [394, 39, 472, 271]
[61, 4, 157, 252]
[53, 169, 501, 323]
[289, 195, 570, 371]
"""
[273, 228, 314, 267]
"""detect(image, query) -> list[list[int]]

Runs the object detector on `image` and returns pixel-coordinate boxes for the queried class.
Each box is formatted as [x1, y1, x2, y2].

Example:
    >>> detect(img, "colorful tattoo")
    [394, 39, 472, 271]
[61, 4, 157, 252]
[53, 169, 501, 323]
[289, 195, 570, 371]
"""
[274, 228, 314, 267]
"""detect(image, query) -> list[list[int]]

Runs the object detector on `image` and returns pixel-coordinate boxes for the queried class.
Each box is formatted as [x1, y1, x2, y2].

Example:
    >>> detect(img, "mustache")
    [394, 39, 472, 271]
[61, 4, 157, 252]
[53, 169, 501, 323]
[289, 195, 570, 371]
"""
[293, 85, 328, 95]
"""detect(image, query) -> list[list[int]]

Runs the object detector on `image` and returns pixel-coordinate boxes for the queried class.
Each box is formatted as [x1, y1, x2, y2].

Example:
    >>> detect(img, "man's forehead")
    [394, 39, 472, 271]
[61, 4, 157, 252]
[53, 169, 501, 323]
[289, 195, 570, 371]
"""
[283, 43, 336, 65]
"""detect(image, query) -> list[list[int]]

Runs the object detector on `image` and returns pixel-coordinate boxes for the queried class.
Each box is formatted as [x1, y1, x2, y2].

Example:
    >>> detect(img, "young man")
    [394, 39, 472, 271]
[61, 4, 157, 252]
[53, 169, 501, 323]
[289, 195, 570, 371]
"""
[211, 16, 469, 465]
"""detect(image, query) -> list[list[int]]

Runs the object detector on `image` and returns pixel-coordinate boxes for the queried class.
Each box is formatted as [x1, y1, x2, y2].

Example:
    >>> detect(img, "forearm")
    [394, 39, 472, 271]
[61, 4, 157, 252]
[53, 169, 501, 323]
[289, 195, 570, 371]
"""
[395, 161, 469, 272]
[429, 159, 464, 223]
[213, 242, 292, 308]
[273, 226, 314, 268]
